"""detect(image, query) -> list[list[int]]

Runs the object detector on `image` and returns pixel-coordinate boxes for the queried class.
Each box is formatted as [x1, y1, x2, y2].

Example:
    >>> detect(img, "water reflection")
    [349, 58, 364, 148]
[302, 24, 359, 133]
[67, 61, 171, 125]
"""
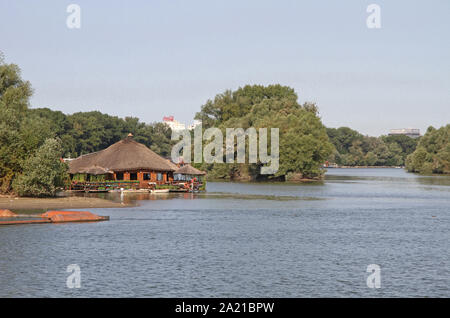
[68, 168, 450, 206]
[72, 191, 314, 204]
[325, 168, 450, 186]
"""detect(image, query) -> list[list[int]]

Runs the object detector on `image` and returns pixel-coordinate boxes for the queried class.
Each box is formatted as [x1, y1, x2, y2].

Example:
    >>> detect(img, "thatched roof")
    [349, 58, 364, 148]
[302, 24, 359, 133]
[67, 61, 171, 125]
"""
[79, 166, 113, 175]
[69, 137, 176, 174]
[175, 164, 206, 175]
[165, 159, 179, 171]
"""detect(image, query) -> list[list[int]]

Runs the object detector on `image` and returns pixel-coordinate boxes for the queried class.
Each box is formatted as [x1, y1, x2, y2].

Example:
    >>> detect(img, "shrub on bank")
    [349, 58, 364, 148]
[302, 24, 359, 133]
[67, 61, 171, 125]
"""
[406, 125, 450, 174]
[12, 138, 68, 197]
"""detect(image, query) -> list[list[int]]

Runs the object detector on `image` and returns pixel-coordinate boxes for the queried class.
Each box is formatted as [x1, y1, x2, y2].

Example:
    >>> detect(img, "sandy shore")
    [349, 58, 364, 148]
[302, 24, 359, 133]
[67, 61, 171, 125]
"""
[0, 195, 131, 211]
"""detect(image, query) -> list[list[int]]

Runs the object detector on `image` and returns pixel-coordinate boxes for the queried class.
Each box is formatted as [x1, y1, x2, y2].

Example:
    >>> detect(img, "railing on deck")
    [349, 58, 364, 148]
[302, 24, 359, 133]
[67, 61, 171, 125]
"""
[70, 180, 140, 192]
[69, 180, 206, 192]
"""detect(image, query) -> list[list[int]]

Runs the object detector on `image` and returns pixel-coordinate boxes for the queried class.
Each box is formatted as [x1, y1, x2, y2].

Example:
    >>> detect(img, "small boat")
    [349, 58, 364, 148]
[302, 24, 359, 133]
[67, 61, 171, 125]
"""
[86, 189, 109, 193]
[150, 189, 170, 194]
[169, 188, 188, 193]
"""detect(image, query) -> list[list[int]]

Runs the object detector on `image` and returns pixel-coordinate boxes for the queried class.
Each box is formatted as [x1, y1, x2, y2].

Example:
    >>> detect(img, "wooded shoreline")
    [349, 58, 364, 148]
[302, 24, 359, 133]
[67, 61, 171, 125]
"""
[1, 55, 448, 199]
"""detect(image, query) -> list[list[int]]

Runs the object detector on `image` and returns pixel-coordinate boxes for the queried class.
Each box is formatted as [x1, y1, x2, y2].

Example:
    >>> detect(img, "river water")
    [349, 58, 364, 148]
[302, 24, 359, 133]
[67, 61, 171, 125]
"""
[0, 168, 449, 297]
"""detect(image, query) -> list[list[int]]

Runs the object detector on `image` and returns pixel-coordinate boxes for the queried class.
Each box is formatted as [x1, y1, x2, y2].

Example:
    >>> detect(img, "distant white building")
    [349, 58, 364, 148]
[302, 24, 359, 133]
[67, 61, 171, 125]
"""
[162, 116, 186, 131]
[388, 128, 420, 138]
[188, 120, 202, 130]
[163, 116, 201, 131]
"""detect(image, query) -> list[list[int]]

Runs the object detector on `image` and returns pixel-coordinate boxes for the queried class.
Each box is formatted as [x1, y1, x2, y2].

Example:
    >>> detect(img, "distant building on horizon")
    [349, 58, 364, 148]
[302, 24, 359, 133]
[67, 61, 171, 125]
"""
[388, 128, 420, 138]
[188, 120, 202, 130]
[163, 116, 186, 131]
[163, 116, 201, 131]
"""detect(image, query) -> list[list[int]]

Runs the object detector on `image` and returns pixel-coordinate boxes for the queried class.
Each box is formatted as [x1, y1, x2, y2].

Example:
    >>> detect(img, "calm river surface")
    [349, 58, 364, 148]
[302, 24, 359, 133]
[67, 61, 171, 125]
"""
[0, 168, 449, 297]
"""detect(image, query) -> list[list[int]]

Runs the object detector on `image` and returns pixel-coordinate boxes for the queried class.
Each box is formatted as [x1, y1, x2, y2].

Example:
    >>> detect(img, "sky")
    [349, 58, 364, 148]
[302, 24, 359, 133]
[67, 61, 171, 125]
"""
[0, 0, 449, 136]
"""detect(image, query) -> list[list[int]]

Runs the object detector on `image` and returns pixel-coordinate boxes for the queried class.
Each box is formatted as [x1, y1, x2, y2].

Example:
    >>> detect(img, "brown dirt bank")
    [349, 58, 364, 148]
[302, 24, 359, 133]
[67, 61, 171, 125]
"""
[0, 195, 131, 211]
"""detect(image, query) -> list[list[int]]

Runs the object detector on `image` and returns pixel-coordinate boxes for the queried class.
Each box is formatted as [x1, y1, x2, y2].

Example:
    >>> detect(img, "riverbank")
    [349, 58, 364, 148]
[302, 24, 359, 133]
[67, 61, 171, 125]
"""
[0, 195, 132, 211]
[326, 165, 404, 169]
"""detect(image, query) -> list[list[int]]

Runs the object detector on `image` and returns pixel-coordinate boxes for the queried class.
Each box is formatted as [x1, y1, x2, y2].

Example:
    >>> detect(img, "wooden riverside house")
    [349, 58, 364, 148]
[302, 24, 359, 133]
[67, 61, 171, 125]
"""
[68, 134, 178, 192]
[174, 164, 206, 181]
[173, 164, 207, 192]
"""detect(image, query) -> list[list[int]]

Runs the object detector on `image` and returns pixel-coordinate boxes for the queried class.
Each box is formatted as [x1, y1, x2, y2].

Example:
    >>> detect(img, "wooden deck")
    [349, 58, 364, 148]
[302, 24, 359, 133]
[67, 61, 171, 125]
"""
[69, 180, 205, 193]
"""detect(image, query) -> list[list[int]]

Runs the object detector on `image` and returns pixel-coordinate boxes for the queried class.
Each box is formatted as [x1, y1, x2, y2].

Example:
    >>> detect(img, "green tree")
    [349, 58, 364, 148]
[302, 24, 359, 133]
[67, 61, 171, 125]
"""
[382, 134, 418, 165]
[13, 138, 68, 197]
[0, 56, 33, 192]
[195, 84, 298, 128]
[364, 152, 378, 166]
[326, 127, 363, 156]
[0, 56, 70, 196]
[196, 85, 333, 180]
[406, 125, 449, 174]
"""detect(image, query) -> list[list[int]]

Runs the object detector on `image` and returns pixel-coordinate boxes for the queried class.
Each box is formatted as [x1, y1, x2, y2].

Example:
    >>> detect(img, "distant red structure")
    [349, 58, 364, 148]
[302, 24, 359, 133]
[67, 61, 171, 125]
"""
[163, 116, 174, 122]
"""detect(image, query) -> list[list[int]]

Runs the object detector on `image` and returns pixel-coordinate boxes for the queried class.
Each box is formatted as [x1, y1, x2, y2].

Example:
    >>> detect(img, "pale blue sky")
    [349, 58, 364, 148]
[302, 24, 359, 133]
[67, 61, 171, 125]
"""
[1, 0, 449, 136]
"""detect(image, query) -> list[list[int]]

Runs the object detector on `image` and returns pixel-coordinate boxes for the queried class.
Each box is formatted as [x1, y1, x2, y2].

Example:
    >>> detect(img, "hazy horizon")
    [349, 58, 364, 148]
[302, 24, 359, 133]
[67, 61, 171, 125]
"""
[1, 0, 449, 136]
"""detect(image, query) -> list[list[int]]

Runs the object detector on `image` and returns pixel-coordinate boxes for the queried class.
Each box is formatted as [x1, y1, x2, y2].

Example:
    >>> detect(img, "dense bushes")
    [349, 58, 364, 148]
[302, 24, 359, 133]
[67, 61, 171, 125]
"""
[0, 56, 58, 193]
[326, 127, 418, 167]
[12, 139, 68, 197]
[406, 125, 450, 174]
[194, 85, 333, 180]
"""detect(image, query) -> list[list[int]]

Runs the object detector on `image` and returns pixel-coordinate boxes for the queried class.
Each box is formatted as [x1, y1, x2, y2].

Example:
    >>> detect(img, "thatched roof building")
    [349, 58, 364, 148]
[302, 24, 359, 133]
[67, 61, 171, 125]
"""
[78, 166, 113, 175]
[175, 164, 206, 176]
[69, 136, 176, 175]
[165, 159, 180, 171]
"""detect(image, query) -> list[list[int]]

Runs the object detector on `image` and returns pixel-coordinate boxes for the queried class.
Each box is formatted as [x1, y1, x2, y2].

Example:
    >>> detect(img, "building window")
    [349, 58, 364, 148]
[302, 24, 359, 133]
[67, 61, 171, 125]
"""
[143, 173, 150, 181]
[157, 173, 162, 181]
[116, 172, 124, 180]
[130, 173, 137, 180]
[174, 174, 186, 181]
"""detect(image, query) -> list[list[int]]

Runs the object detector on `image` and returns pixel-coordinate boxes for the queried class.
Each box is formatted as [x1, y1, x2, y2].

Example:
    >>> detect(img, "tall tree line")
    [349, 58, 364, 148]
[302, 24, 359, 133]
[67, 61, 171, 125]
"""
[29, 108, 174, 158]
[326, 127, 419, 167]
